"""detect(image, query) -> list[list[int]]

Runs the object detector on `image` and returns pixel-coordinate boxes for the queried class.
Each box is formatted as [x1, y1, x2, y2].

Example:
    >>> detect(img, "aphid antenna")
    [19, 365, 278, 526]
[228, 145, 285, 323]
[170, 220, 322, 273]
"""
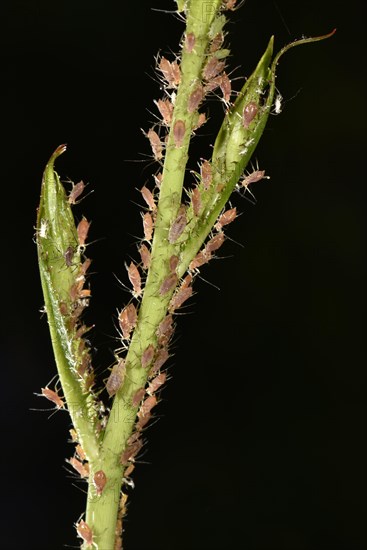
[151, 6, 186, 22]
[195, 272, 221, 291]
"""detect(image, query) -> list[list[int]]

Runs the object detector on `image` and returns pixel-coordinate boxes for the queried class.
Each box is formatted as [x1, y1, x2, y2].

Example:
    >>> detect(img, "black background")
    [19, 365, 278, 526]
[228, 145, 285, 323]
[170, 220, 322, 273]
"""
[1, 0, 366, 549]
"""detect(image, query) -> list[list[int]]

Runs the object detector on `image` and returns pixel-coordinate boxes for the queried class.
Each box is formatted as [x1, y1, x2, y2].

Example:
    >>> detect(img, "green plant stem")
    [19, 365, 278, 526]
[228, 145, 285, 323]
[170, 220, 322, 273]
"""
[84, 1, 222, 547]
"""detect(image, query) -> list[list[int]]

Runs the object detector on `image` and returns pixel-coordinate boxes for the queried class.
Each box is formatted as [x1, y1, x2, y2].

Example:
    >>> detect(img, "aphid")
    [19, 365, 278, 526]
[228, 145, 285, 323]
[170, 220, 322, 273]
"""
[141, 344, 155, 369]
[241, 169, 269, 188]
[243, 101, 258, 128]
[142, 211, 154, 242]
[219, 72, 231, 103]
[68, 180, 85, 205]
[139, 243, 151, 270]
[173, 119, 186, 148]
[64, 245, 75, 267]
[150, 348, 169, 375]
[194, 112, 206, 130]
[188, 85, 204, 113]
[118, 303, 137, 340]
[135, 411, 152, 431]
[59, 301, 68, 316]
[168, 205, 187, 243]
[124, 463, 135, 478]
[157, 314, 174, 346]
[147, 128, 163, 161]
[120, 439, 143, 464]
[159, 57, 181, 88]
[154, 98, 173, 126]
[224, 0, 238, 9]
[132, 387, 145, 408]
[77, 217, 90, 248]
[76, 520, 93, 546]
[200, 160, 212, 190]
[215, 207, 237, 231]
[138, 395, 157, 419]
[181, 273, 193, 289]
[147, 372, 167, 395]
[159, 273, 178, 296]
[210, 32, 224, 53]
[75, 444, 86, 461]
[185, 32, 196, 52]
[203, 56, 225, 81]
[205, 232, 225, 254]
[41, 387, 64, 409]
[39, 219, 48, 239]
[169, 285, 193, 313]
[80, 257, 92, 276]
[106, 360, 126, 397]
[93, 470, 107, 496]
[153, 173, 162, 190]
[68, 457, 90, 478]
[189, 249, 211, 271]
[191, 187, 202, 216]
[140, 185, 156, 211]
[169, 255, 179, 273]
[70, 279, 84, 302]
[126, 262, 142, 297]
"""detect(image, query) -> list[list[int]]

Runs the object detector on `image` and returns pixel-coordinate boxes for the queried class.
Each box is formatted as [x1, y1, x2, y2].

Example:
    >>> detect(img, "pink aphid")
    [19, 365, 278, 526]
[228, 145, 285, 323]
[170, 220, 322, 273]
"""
[194, 112, 206, 130]
[159, 273, 178, 296]
[225, 0, 238, 9]
[147, 372, 167, 396]
[173, 119, 186, 148]
[215, 207, 237, 231]
[120, 439, 143, 465]
[205, 232, 225, 254]
[153, 172, 162, 188]
[106, 360, 126, 397]
[118, 303, 137, 340]
[138, 395, 157, 419]
[219, 72, 231, 103]
[132, 387, 146, 408]
[127, 262, 142, 297]
[168, 205, 187, 243]
[93, 470, 107, 496]
[189, 249, 211, 271]
[139, 243, 151, 270]
[41, 387, 64, 409]
[77, 217, 90, 248]
[169, 255, 179, 273]
[200, 160, 212, 190]
[154, 98, 173, 126]
[64, 245, 75, 267]
[140, 185, 156, 211]
[157, 314, 174, 346]
[68, 457, 90, 478]
[242, 169, 269, 188]
[203, 56, 225, 81]
[159, 57, 181, 88]
[143, 212, 154, 242]
[181, 273, 193, 289]
[185, 32, 196, 53]
[141, 344, 155, 369]
[68, 180, 85, 205]
[210, 32, 224, 53]
[169, 285, 193, 313]
[76, 520, 93, 546]
[147, 129, 163, 161]
[150, 348, 169, 376]
[243, 101, 258, 128]
[80, 257, 92, 276]
[188, 85, 204, 113]
[191, 187, 202, 216]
